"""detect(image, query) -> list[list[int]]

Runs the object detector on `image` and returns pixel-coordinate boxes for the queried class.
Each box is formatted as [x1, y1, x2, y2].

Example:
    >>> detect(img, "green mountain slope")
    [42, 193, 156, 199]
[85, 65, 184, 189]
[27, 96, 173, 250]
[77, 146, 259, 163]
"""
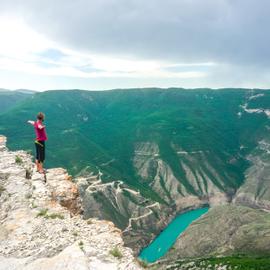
[1, 89, 268, 196]
[1, 88, 270, 255]
[0, 89, 34, 113]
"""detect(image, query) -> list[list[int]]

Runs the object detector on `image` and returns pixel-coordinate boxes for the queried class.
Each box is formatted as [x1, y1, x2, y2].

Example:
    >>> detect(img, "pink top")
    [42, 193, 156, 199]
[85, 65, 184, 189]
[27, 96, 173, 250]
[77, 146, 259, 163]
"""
[34, 120, 47, 141]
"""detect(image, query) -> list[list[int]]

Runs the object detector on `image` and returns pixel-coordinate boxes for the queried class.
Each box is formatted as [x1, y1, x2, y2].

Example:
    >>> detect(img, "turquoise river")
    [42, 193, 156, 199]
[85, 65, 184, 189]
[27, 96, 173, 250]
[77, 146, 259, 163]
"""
[139, 207, 209, 263]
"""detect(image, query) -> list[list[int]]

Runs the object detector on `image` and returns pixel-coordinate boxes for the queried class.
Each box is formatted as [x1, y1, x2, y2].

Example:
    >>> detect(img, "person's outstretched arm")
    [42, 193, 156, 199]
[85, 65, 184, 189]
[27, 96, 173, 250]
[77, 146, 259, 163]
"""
[27, 120, 35, 125]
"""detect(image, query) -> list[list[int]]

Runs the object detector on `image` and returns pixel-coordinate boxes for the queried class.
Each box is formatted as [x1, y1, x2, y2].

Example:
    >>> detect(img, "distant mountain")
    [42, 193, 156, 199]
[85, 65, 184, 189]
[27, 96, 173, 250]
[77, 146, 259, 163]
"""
[0, 89, 34, 113]
[0, 88, 11, 92]
[1, 88, 270, 259]
[0, 88, 36, 94]
[15, 89, 36, 94]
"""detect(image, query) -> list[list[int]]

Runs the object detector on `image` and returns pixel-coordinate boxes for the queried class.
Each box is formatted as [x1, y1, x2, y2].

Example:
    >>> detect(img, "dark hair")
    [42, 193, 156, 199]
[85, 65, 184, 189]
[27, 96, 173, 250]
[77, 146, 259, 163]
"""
[37, 112, 45, 121]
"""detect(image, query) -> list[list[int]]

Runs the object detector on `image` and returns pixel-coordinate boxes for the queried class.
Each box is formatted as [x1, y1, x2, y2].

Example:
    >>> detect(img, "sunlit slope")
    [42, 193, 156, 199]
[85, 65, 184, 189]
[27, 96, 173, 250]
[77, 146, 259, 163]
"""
[0, 88, 269, 202]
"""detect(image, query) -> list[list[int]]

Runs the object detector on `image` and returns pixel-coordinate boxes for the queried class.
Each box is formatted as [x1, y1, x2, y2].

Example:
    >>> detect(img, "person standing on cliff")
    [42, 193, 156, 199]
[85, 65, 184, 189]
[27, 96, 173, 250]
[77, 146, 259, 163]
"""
[27, 112, 48, 174]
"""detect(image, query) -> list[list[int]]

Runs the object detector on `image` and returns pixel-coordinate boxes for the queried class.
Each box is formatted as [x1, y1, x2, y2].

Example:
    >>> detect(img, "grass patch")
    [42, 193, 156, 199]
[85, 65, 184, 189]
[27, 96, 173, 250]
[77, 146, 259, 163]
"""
[15, 155, 23, 165]
[167, 255, 270, 270]
[109, 246, 123, 259]
[78, 240, 84, 251]
[36, 209, 64, 219]
[47, 213, 64, 219]
[0, 185, 6, 194]
[36, 208, 48, 217]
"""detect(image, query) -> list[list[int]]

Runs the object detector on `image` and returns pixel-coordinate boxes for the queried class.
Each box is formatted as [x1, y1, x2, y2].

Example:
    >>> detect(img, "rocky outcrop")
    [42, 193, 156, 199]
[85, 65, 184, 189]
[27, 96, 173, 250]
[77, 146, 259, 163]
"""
[76, 175, 172, 254]
[234, 140, 270, 210]
[0, 136, 141, 270]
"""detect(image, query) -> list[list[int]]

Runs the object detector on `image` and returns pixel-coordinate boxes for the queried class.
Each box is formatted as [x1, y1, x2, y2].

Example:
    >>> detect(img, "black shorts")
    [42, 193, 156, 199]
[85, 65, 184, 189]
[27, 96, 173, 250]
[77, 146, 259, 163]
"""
[35, 140, 45, 162]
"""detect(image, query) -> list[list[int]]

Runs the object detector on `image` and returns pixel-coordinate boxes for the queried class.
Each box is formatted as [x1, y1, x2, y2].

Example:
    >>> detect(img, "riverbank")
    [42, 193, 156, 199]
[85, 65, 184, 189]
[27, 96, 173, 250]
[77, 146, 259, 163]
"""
[139, 207, 209, 262]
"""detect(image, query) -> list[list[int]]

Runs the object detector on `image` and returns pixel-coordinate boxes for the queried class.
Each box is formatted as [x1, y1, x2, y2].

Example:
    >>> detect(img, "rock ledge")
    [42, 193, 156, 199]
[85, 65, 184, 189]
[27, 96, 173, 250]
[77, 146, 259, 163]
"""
[0, 135, 141, 270]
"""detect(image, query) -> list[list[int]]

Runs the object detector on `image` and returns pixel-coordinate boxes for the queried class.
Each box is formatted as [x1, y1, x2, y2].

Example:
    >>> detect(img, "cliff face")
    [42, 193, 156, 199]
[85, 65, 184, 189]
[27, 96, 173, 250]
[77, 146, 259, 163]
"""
[133, 141, 230, 208]
[77, 175, 173, 254]
[77, 141, 229, 253]
[156, 138, 270, 269]
[233, 139, 270, 210]
[0, 136, 141, 270]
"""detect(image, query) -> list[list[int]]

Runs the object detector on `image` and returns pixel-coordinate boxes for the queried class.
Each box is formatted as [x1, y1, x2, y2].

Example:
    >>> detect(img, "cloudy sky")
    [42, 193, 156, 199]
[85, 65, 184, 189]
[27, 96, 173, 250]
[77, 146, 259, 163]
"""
[0, 0, 270, 91]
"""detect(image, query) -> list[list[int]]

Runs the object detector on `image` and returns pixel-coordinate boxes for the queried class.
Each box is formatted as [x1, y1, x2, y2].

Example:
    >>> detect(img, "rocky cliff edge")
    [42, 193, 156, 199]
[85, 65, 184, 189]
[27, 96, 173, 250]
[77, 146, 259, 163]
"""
[0, 135, 141, 270]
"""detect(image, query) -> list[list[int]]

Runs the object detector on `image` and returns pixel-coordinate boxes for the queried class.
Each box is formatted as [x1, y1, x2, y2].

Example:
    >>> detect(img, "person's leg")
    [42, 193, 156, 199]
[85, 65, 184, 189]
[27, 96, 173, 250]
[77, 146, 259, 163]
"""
[35, 159, 40, 171]
[39, 162, 44, 173]
[35, 142, 41, 172]
[39, 141, 45, 173]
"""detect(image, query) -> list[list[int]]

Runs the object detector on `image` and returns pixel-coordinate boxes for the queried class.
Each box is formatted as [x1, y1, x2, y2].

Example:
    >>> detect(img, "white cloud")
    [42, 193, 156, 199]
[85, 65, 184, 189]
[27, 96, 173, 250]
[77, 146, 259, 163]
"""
[0, 15, 208, 84]
[0, 0, 270, 90]
[0, 16, 52, 59]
